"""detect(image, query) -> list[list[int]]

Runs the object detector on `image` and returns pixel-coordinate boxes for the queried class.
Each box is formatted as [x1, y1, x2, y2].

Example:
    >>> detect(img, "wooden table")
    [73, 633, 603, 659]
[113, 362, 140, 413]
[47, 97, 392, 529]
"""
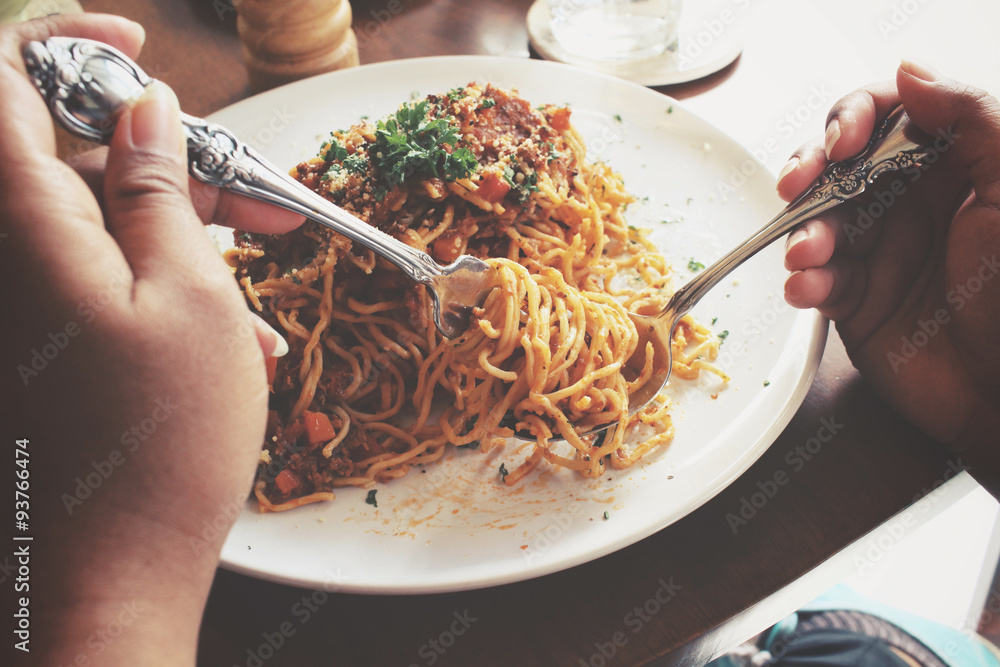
[76, 1, 995, 664]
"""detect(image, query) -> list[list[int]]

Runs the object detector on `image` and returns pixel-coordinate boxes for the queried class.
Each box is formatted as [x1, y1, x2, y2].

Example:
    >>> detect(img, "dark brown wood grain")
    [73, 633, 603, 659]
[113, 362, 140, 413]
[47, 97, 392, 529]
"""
[74, 1, 957, 664]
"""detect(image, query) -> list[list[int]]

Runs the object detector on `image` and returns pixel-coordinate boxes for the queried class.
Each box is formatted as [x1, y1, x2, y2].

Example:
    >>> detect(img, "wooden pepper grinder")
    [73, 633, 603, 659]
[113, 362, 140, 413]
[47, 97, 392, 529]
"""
[234, 0, 360, 91]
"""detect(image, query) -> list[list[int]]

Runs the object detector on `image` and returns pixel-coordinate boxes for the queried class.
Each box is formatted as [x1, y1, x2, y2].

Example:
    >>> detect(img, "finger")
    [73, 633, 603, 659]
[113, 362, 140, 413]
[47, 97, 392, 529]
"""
[190, 182, 305, 233]
[250, 314, 289, 358]
[68, 147, 304, 234]
[824, 81, 901, 161]
[784, 268, 832, 309]
[776, 140, 826, 202]
[897, 60, 1000, 211]
[784, 217, 838, 271]
[103, 80, 217, 279]
[784, 256, 866, 320]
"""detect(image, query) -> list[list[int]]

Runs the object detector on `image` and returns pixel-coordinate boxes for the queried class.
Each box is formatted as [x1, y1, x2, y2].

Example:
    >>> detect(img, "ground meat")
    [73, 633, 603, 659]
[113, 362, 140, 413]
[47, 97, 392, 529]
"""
[463, 85, 540, 160]
[320, 361, 356, 400]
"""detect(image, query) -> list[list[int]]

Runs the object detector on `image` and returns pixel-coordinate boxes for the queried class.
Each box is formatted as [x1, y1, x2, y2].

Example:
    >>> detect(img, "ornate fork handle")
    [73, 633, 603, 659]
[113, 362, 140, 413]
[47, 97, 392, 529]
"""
[663, 105, 935, 320]
[180, 114, 444, 284]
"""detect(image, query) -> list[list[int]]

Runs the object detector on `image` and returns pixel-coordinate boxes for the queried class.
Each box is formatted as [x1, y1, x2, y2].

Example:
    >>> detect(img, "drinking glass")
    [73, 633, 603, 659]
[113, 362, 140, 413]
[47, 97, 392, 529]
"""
[546, 0, 683, 62]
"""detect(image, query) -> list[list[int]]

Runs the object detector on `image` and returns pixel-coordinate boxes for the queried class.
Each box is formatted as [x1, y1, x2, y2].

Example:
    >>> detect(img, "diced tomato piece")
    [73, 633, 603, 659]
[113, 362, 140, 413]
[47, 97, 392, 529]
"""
[476, 171, 511, 203]
[302, 410, 336, 444]
[550, 107, 572, 131]
[432, 232, 463, 264]
[274, 469, 302, 495]
[265, 356, 278, 386]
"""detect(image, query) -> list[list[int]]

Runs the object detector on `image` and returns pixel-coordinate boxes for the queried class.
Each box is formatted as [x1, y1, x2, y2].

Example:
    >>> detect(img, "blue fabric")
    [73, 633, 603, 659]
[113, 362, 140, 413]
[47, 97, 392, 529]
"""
[796, 584, 1000, 666]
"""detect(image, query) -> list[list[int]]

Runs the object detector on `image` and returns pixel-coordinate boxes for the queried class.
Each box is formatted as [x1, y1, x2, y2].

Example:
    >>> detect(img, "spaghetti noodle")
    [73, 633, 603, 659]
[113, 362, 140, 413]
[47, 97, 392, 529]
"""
[229, 84, 727, 512]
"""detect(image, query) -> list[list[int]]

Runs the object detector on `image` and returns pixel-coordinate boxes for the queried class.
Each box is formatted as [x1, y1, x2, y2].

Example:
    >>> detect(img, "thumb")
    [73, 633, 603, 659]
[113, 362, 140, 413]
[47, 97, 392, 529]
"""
[103, 80, 210, 280]
[897, 60, 1000, 208]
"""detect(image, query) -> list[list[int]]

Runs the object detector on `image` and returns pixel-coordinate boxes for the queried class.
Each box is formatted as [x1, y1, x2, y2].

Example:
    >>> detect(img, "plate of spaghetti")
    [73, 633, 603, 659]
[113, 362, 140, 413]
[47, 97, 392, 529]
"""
[214, 56, 826, 594]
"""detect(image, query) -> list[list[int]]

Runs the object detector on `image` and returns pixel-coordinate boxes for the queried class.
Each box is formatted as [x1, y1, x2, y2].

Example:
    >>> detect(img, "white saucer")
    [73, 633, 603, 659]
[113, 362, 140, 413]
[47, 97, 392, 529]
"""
[527, 0, 743, 86]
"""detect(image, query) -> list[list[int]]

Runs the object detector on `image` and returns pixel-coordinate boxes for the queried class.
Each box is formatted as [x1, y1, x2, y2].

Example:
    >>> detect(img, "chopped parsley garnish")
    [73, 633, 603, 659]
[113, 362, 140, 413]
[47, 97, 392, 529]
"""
[613, 113, 623, 123]
[502, 165, 516, 186]
[365, 489, 378, 507]
[499, 463, 509, 482]
[763, 380, 771, 387]
[718, 330, 729, 342]
[322, 138, 349, 162]
[479, 98, 496, 109]
[502, 164, 540, 202]
[369, 100, 478, 200]
[514, 173, 539, 202]
[544, 141, 565, 163]
[688, 258, 705, 272]
[447, 86, 466, 102]
[667, 105, 674, 114]
[603, 511, 610, 520]
[342, 153, 368, 175]
[711, 317, 718, 325]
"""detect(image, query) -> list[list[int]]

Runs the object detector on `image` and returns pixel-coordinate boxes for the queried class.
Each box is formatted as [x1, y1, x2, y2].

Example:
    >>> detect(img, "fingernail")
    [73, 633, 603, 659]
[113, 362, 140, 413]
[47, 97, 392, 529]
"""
[824, 118, 841, 160]
[130, 81, 184, 157]
[250, 314, 289, 357]
[786, 227, 808, 251]
[777, 157, 799, 184]
[270, 332, 289, 358]
[132, 21, 147, 47]
[901, 58, 940, 83]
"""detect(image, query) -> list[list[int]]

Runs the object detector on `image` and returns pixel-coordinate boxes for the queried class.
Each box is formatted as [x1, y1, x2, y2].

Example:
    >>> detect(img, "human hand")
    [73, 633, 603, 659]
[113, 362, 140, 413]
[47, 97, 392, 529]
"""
[777, 61, 1000, 477]
[0, 14, 301, 664]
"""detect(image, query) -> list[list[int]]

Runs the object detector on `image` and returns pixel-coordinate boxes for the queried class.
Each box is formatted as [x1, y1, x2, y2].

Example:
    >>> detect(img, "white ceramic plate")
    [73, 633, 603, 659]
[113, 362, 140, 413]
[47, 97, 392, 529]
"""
[214, 56, 827, 594]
